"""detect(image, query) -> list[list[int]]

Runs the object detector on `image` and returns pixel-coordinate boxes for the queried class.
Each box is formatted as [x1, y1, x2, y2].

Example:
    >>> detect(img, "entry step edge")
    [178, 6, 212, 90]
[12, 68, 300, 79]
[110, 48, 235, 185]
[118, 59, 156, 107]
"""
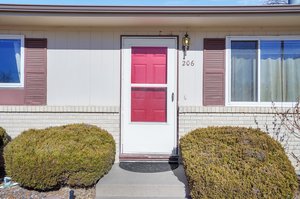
[119, 154, 179, 162]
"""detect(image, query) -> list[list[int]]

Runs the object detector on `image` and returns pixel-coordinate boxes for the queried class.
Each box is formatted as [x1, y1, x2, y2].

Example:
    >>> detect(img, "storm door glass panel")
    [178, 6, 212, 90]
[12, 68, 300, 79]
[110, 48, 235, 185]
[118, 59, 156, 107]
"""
[283, 40, 300, 102]
[131, 88, 167, 122]
[231, 41, 258, 102]
[0, 39, 21, 83]
[260, 41, 282, 102]
[131, 47, 167, 122]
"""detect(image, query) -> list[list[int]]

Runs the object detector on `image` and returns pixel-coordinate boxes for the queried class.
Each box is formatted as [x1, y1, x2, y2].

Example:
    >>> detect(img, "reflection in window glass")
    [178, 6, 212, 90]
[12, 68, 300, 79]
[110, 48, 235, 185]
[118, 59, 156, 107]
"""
[260, 41, 282, 102]
[231, 41, 258, 102]
[0, 39, 21, 84]
[283, 40, 300, 102]
[260, 40, 300, 102]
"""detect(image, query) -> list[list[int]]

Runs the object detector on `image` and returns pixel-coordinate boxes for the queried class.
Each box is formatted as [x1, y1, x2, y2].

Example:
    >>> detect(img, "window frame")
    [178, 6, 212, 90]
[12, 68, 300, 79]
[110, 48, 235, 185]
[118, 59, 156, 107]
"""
[0, 35, 25, 88]
[226, 36, 300, 107]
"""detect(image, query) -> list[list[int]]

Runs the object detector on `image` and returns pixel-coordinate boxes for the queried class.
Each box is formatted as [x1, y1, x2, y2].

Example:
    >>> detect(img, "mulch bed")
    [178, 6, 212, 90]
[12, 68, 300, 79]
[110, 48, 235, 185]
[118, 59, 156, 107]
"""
[0, 185, 95, 199]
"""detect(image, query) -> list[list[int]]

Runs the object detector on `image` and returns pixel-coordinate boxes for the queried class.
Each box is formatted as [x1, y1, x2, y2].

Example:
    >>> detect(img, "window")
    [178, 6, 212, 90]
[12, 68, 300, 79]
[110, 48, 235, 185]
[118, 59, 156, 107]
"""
[227, 36, 300, 106]
[0, 35, 24, 87]
[231, 41, 258, 102]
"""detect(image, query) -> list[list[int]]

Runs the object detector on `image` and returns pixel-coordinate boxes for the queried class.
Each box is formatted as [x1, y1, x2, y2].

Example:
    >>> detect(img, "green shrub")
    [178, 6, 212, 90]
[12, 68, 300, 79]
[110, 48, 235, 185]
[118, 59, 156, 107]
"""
[4, 124, 115, 190]
[180, 127, 298, 199]
[0, 127, 11, 178]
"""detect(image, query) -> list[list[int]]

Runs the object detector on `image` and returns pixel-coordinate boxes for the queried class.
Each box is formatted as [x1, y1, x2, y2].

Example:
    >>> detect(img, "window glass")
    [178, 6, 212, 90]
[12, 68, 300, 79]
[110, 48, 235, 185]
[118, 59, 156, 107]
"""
[231, 41, 258, 102]
[283, 40, 300, 102]
[0, 39, 21, 84]
[231, 38, 300, 104]
[260, 41, 282, 102]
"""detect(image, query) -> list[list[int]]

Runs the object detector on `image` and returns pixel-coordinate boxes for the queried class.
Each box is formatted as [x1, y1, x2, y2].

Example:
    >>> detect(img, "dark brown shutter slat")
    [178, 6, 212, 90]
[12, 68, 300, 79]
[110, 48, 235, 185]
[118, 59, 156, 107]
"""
[25, 38, 47, 105]
[203, 38, 225, 106]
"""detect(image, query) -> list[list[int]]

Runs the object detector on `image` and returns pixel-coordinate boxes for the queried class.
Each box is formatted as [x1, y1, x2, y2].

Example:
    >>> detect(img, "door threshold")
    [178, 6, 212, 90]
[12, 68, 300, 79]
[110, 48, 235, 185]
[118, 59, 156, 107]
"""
[120, 154, 178, 162]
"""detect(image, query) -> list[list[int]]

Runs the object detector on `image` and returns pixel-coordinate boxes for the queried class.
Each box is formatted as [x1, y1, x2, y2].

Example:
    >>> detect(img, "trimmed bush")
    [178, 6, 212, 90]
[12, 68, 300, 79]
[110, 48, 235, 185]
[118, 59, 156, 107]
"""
[0, 127, 11, 178]
[4, 124, 115, 190]
[180, 127, 298, 199]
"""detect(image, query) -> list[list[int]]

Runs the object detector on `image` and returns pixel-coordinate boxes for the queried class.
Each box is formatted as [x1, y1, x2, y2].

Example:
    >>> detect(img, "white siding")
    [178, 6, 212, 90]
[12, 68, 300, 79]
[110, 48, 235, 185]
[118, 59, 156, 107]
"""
[179, 32, 204, 106]
[0, 26, 300, 106]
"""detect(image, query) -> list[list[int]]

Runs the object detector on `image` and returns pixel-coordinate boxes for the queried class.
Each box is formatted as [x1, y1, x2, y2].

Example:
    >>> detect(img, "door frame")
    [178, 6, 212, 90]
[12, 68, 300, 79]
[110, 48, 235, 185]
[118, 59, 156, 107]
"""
[120, 35, 179, 160]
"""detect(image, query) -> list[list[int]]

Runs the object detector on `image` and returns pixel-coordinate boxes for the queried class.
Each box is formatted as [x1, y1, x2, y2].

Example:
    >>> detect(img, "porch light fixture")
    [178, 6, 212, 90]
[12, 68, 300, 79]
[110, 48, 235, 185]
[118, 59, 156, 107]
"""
[182, 32, 191, 59]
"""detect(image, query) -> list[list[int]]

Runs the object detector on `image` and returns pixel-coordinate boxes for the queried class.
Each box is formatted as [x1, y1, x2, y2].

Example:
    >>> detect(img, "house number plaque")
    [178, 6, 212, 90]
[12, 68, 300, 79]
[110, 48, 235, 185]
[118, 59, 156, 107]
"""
[182, 60, 195, 67]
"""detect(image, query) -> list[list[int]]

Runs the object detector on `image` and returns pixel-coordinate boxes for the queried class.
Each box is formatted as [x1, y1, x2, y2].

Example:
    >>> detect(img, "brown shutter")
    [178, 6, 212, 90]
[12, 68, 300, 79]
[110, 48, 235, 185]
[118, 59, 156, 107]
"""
[203, 38, 225, 106]
[25, 38, 47, 105]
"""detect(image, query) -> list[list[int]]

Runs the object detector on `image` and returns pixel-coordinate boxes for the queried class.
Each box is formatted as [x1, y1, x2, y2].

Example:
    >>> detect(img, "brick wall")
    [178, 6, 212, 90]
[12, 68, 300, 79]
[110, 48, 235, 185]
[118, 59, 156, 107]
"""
[0, 106, 120, 162]
[179, 106, 300, 173]
[1, 106, 300, 172]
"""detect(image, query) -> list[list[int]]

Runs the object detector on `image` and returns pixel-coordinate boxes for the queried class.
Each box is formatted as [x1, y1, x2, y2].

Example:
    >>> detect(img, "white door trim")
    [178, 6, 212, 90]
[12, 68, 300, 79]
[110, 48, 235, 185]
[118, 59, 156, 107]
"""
[121, 36, 178, 156]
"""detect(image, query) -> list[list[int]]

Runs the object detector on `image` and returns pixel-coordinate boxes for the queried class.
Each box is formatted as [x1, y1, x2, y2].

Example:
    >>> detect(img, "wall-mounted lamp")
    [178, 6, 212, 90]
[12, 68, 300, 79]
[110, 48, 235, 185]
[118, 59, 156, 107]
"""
[182, 32, 191, 59]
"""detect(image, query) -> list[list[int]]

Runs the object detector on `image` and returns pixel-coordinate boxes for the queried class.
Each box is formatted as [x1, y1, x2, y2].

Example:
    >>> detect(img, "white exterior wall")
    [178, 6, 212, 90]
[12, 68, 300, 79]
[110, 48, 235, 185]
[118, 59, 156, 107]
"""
[47, 31, 121, 106]
[1, 26, 300, 170]
[0, 26, 299, 107]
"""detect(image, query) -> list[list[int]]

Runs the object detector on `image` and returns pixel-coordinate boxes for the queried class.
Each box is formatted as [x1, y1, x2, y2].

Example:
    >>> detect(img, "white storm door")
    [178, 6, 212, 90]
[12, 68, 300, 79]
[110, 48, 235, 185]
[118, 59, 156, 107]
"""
[121, 37, 177, 155]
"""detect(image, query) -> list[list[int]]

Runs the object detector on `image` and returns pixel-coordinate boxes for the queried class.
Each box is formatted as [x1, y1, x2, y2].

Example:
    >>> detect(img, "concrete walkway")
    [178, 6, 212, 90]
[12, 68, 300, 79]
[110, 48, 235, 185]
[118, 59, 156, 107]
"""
[96, 163, 190, 199]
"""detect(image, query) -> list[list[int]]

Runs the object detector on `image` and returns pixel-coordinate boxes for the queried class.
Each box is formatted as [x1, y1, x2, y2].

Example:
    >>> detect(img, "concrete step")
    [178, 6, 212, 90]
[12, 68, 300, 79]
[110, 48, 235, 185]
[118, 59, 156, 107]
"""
[96, 163, 190, 199]
[97, 184, 187, 197]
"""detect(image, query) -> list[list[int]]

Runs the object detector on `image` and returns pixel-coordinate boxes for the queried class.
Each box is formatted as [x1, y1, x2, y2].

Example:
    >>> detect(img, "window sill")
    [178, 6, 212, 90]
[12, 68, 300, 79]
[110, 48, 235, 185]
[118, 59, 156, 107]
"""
[227, 101, 298, 108]
[0, 83, 24, 88]
[179, 106, 291, 114]
[0, 106, 120, 113]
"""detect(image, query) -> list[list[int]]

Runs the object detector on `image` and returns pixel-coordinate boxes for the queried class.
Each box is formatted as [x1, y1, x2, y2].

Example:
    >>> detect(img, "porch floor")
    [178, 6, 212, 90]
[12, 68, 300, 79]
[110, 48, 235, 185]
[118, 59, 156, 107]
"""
[96, 163, 190, 199]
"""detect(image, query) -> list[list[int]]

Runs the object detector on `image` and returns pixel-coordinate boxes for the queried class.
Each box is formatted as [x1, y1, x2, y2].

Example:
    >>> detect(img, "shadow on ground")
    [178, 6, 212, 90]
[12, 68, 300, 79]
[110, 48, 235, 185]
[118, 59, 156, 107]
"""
[172, 164, 191, 199]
